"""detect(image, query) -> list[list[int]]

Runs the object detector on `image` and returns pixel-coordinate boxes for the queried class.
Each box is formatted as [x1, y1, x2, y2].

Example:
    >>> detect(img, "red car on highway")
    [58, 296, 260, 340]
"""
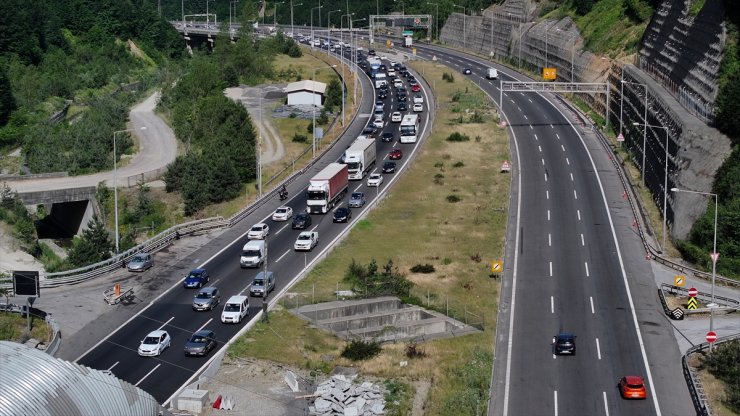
[388, 148, 403, 160]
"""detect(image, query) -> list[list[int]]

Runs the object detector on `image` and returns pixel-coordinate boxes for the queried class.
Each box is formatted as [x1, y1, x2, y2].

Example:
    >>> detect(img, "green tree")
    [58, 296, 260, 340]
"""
[0, 66, 16, 126]
[67, 215, 113, 267]
[324, 77, 342, 113]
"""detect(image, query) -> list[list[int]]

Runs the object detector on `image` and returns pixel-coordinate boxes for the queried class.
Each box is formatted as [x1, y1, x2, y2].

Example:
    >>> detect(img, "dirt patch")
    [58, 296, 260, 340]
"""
[411, 379, 431, 416]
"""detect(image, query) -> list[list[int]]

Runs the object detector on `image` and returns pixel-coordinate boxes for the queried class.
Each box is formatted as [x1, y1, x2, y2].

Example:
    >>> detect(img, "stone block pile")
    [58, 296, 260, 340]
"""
[309, 375, 386, 415]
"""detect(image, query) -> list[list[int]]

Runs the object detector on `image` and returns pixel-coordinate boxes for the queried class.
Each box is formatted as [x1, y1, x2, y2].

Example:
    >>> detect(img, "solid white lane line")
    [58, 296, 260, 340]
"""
[596, 338, 602, 360]
[107, 362, 119, 371]
[275, 249, 291, 263]
[547, 210, 551, 221]
[570, 173, 574, 181]
[577, 210, 581, 221]
[574, 189, 578, 200]
[585, 262, 590, 277]
[158, 317, 174, 331]
[581, 234, 585, 246]
[603, 392, 609, 416]
[197, 318, 213, 332]
[549, 261, 553, 277]
[554, 390, 558, 416]
[135, 364, 161, 387]
[551, 296, 554, 313]
[590, 297, 595, 314]
[548, 234, 552, 246]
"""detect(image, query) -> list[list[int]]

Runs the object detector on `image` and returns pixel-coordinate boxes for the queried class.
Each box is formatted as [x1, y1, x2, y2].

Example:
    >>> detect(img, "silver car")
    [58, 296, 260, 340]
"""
[127, 253, 153, 272]
[192, 287, 221, 311]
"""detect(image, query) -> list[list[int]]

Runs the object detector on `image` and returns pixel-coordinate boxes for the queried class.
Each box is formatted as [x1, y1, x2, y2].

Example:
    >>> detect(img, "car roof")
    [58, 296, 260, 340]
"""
[192, 329, 213, 337]
[198, 286, 218, 293]
[624, 375, 644, 384]
[190, 268, 206, 273]
[556, 333, 575, 338]
[252, 223, 267, 227]
[226, 295, 248, 303]
[147, 330, 168, 337]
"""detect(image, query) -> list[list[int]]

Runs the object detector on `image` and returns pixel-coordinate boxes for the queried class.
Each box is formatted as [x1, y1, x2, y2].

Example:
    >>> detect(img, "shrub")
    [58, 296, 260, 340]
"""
[434, 173, 445, 185]
[292, 133, 308, 143]
[289, 112, 297, 118]
[442, 72, 455, 83]
[447, 132, 470, 142]
[410, 263, 436, 273]
[442, 257, 453, 265]
[341, 339, 382, 361]
[470, 111, 484, 123]
[451, 91, 462, 102]
[405, 342, 427, 358]
[453, 161, 465, 168]
[447, 194, 462, 203]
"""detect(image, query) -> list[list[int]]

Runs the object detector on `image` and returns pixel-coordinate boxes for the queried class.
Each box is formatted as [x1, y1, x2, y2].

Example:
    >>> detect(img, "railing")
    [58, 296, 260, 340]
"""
[0, 302, 61, 356]
[682, 332, 740, 416]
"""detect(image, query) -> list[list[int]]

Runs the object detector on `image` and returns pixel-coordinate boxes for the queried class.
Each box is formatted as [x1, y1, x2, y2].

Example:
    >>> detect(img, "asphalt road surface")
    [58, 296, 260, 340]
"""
[77, 45, 435, 405]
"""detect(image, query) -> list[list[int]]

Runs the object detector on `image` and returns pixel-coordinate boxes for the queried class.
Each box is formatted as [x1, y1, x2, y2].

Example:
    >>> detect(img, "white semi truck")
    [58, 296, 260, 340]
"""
[306, 163, 349, 214]
[343, 138, 376, 180]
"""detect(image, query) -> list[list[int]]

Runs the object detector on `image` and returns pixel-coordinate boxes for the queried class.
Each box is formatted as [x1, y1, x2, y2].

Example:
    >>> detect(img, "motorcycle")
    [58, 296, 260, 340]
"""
[279, 188, 288, 201]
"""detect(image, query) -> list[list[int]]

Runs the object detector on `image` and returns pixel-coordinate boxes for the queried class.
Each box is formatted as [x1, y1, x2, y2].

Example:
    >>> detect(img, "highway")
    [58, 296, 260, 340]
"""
[397, 42, 691, 415]
[77, 40, 434, 404]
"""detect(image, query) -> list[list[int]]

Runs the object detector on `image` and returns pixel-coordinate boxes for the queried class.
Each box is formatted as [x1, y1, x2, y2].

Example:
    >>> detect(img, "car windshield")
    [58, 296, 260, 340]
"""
[627, 382, 643, 388]
[253, 279, 265, 286]
[276, 208, 287, 213]
[242, 250, 260, 257]
[224, 303, 240, 312]
[188, 272, 201, 279]
[133, 256, 145, 262]
[143, 336, 159, 345]
[196, 292, 212, 299]
[298, 235, 310, 240]
[352, 193, 362, 198]
[189, 335, 207, 343]
[251, 225, 263, 231]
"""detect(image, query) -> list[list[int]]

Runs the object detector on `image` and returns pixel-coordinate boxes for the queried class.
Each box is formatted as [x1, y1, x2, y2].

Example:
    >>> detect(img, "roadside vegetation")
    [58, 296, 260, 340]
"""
[699, 340, 740, 413]
[227, 59, 509, 415]
[0, 304, 51, 344]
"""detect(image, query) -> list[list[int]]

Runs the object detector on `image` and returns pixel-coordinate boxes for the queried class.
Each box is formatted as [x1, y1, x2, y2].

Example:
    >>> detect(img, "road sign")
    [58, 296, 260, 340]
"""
[491, 260, 503, 273]
[617, 133, 625, 142]
[687, 297, 698, 310]
[670, 308, 685, 320]
[501, 161, 511, 172]
[673, 275, 685, 287]
[688, 287, 698, 298]
[543, 67, 557, 81]
[706, 331, 717, 343]
[402, 30, 413, 36]
[710, 252, 719, 263]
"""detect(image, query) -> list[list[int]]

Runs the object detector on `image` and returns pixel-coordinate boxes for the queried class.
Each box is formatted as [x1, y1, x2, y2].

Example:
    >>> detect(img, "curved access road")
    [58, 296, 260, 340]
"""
[400, 42, 693, 416]
[5, 91, 178, 193]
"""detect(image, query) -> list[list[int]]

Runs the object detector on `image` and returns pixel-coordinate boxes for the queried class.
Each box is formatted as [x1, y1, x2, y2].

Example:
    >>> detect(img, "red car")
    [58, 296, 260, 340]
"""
[411, 84, 421, 92]
[618, 376, 647, 399]
[388, 148, 403, 160]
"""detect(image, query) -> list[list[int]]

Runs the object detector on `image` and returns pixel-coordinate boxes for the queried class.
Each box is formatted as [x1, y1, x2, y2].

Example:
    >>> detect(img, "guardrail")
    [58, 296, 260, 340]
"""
[0, 302, 60, 356]
[682, 332, 740, 416]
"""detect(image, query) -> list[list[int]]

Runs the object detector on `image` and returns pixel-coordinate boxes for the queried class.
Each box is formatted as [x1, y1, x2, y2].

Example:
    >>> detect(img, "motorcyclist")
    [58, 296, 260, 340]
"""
[279, 185, 287, 199]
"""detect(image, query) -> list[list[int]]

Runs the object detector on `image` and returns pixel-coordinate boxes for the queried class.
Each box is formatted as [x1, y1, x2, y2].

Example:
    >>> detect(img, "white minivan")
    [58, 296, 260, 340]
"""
[486, 68, 499, 80]
[221, 295, 250, 323]
[240, 240, 266, 268]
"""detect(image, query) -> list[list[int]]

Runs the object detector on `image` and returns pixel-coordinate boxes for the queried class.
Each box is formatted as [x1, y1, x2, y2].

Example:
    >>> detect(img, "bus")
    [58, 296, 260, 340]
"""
[399, 114, 420, 143]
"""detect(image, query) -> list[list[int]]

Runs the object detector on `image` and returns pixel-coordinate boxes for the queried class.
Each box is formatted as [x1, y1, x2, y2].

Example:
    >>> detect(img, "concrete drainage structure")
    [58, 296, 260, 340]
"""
[293, 296, 480, 343]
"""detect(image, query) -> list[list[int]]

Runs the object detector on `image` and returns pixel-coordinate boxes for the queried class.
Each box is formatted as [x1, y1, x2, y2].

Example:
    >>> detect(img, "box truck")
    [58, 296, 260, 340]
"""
[344, 138, 376, 180]
[404, 37, 413, 47]
[486, 68, 498, 80]
[306, 163, 349, 214]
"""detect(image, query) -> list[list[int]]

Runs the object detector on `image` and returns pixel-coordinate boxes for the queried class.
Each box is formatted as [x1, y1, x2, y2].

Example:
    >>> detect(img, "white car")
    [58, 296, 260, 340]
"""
[372, 115, 384, 129]
[272, 206, 293, 221]
[413, 94, 423, 104]
[247, 223, 270, 239]
[413, 103, 423, 112]
[138, 330, 171, 357]
[294, 231, 319, 251]
[393, 79, 403, 88]
[391, 112, 403, 122]
[367, 173, 383, 187]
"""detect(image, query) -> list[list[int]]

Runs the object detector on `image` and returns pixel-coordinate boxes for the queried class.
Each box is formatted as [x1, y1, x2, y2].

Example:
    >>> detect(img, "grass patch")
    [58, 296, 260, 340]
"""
[570, 0, 650, 57]
[227, 59, 509, 415]
[0, 312, 51, 343]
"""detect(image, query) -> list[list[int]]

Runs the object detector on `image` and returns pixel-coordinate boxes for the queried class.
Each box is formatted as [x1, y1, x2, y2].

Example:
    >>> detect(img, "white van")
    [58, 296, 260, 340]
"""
[221, 295, 249, 323]
[486, 68, 499, 80]
[240, 240, 266, 268]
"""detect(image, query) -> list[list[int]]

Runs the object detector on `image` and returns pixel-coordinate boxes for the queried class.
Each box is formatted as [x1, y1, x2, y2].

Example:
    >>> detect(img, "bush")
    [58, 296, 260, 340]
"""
[341, 339, 381, 361]
[447, 132, 470, 142]
[442, 257, 453, 265]
[451, 91, 462, 102]
[343, 258, 413, 298]
[447, 194, 462, 203]
[453, 161, 465, 168]
[702, 339, 740, 412]
[434, 173, 445, 185]
[405, 342, 427, 358]
[442, 72, 455, 83]
[292, 133, 308, 143]
[410, 263, 436, 273]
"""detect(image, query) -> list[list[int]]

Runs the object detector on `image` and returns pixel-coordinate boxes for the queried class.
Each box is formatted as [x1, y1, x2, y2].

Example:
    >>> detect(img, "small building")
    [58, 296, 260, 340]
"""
[286, 80, 327, 107]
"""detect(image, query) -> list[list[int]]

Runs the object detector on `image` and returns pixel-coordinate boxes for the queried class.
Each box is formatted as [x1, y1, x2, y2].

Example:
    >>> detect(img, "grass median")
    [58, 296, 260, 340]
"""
[227, 58, 510, 415]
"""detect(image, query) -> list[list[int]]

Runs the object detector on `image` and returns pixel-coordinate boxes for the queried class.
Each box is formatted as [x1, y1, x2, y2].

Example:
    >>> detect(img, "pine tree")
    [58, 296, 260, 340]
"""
[67, 215, 113, 267]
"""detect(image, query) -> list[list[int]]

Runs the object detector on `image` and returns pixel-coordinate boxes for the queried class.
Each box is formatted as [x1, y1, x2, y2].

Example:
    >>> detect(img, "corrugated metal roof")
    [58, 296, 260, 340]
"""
[0, 341, 163, 416]
[285, 80, 327, 94]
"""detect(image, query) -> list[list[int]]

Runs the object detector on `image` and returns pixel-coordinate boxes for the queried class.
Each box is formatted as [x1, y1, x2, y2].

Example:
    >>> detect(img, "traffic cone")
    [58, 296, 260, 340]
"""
[212, 395, 222, 409]
[622, 191, 627, 200]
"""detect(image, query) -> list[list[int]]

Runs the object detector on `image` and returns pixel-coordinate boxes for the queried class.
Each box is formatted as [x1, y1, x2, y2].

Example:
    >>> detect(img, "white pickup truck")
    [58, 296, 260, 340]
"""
[294, 231, 319, 251]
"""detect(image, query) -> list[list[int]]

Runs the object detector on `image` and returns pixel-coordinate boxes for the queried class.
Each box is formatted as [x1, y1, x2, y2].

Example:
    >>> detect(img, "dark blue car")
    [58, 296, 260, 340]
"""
[183, 268, 210, 289]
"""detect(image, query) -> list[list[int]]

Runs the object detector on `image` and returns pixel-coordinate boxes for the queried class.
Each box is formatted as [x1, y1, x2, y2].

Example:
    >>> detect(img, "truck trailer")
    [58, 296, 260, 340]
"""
[306, 163, 349, 214]
[344, 138, 377, 180]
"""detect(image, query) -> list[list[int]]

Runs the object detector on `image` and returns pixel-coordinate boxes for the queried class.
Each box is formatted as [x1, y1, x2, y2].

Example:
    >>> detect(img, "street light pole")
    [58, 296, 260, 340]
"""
[453, 4, 466, 49]
[274, 2, 285, 26]
[622, 80, 648, 186]
[671, 187, 719, 352]
[634, 122, 670, 253]
[311, 5, 322, 48]
[230, 1, 240, 32]
[291, 2, 303, 37]
[112, 127, 146, 253]
[310, 65, 337, 157]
